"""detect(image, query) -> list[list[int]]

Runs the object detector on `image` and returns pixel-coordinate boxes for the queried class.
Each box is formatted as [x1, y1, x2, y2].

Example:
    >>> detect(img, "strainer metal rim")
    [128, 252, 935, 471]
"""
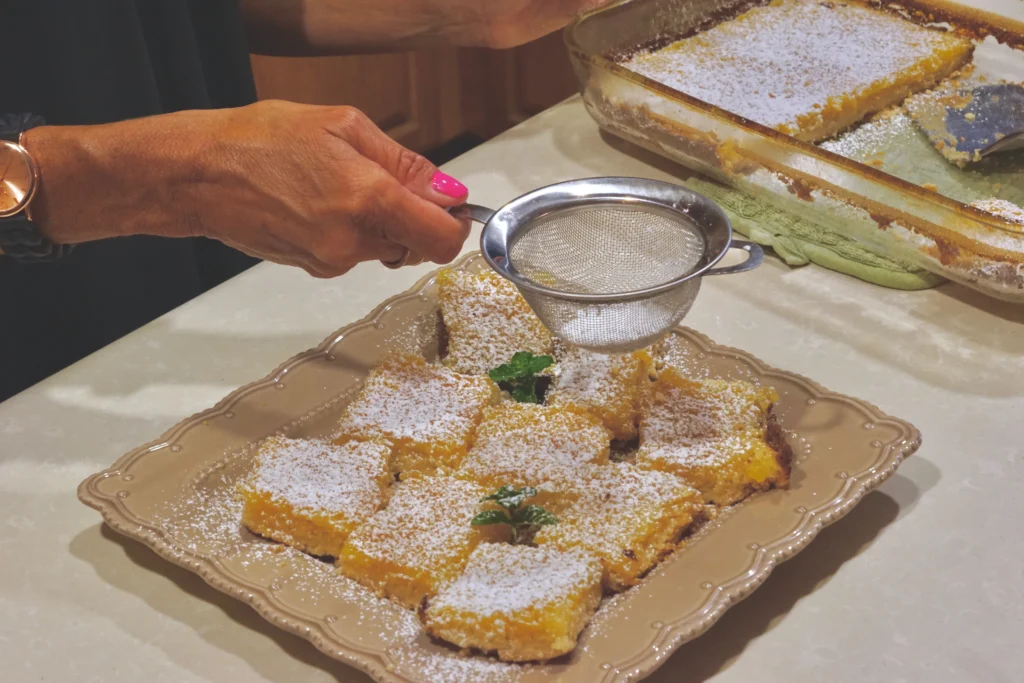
[476, 177, 737, 303]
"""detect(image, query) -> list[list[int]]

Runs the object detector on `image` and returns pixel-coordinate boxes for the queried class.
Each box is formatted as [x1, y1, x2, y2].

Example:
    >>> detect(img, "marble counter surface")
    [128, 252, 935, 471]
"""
[3, 17, 1024, 681]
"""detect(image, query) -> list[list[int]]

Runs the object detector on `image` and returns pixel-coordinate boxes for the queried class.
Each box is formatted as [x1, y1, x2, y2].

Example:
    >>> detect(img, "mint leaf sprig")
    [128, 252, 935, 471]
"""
[488, 352, 554, 404]
[471, 485, 557, 545]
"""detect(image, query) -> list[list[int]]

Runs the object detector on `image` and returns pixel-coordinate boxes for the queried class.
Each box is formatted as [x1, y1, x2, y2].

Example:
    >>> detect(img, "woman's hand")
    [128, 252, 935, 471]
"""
[23, 100, 471, 277]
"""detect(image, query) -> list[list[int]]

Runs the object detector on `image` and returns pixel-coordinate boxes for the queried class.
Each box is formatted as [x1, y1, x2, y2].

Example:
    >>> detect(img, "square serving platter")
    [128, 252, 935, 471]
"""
[78, 254, 921, 683]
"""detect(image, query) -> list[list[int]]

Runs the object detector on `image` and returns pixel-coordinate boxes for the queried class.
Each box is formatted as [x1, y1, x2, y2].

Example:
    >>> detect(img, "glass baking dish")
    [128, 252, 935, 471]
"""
[565, 0, 1024, 301]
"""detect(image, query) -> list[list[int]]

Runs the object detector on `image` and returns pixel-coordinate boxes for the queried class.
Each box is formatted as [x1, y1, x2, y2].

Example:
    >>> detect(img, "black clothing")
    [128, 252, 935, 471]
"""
[1, 0, 260, 402]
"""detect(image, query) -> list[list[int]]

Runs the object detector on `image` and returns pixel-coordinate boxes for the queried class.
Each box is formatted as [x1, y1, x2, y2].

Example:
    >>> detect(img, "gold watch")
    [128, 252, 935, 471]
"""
[0, 113, 72, 262]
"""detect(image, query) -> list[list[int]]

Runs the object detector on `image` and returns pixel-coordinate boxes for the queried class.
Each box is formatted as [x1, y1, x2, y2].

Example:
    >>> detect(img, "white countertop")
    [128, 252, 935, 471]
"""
[4, 24, 1024, 682]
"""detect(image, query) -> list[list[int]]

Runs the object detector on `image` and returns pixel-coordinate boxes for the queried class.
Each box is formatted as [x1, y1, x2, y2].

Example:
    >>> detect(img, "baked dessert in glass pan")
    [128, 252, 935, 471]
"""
[567, 0, 1024, 301]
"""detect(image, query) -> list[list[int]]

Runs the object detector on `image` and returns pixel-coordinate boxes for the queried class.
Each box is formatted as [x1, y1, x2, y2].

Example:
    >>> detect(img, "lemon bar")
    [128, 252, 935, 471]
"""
[422, 544, 603, 661]
[535, 464, 703, 592]
[457, 403, 610, 508]
[547, 344, 652, 441]
[623, 0, 974, 142]
[338, 475, 496, 609]
[335, 354, 498, 478]
[437, 269, 553, 376]
[636, 367, 790, 506]
[239, 436, 392, 558]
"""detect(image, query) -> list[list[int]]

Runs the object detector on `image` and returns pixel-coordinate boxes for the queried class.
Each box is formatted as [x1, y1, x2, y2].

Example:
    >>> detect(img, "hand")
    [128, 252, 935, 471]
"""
[186, 100, 472, 275]
[23, 100, 471, 277]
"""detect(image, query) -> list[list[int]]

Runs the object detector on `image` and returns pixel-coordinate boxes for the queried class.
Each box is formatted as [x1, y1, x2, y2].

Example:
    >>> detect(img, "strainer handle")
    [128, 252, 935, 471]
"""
[449, 204, 496, 225]
[705, 240, 764, 276]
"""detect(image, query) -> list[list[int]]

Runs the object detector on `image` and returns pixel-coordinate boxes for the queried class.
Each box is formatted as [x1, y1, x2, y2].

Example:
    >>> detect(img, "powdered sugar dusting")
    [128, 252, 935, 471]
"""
[337, 354, 495, 444]
[438, 269, 553, 376]
[552, 348, 620, 403]
[537, 463, 702, 564]
[639, 372, 768, 469]
[623, 0, 972, 141]
[654, 335, 711, 379]
[343, 475, 486, 570]
[548, 342, 651, 440]
[241, 436, 389, 513]
[429, 545, 602, 616]
[153, 457, 530, 681]
[972, 198, 1024, 228]
[459, 403, 609, 488]
[387, 645, 523, 683]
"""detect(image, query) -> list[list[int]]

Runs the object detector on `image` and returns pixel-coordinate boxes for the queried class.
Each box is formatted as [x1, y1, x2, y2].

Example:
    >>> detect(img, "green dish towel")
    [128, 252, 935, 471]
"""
[683, 176, 946, 291]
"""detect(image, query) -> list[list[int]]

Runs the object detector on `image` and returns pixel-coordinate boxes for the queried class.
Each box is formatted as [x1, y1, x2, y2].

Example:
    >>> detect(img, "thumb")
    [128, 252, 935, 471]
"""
[329, 107, 469, 207]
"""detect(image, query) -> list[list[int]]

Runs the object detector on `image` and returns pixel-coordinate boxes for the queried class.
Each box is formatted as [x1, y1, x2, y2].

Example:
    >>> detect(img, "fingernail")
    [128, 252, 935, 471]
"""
[431, 171, 468, 199]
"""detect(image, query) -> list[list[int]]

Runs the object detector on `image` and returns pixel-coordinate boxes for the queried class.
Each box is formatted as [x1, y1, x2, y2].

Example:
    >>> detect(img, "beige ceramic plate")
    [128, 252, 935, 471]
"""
[78, 253, 921, 683]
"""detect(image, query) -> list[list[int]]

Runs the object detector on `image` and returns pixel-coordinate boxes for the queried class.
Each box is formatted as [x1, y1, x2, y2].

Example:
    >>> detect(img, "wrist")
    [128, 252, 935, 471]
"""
[21, 113, 210, 244]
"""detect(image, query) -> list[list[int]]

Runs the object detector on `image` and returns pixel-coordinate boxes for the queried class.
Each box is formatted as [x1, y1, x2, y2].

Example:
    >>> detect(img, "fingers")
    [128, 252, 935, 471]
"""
[379, 183, 469, 263]
[318, 106, 472, 266]
[343, 165, 469, 264]
[327, 107, 469, 207]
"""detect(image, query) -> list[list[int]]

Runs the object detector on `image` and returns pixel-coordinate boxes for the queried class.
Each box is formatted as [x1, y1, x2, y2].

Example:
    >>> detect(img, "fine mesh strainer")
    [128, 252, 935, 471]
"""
[452, 177, 763, 353]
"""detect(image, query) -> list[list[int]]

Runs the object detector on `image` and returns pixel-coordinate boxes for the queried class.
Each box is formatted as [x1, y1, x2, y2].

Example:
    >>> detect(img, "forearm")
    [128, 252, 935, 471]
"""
[21, 112, 208, 245]
[5, 100, 470, 274]
[240, 0, 458, 55]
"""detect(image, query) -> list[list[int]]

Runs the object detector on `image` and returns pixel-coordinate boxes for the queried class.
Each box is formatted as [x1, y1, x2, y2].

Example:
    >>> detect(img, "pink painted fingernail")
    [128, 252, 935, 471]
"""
[431, 171, 468, 199]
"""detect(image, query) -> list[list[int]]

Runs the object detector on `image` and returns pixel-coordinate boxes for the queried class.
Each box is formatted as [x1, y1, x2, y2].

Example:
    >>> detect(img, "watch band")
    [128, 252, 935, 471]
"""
[0, 113, 74, 263]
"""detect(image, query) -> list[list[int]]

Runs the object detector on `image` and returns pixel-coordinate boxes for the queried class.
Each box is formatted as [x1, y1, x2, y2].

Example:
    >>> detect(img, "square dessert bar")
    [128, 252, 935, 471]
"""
[334, 354, 498, 478]
[239, 436, 392, 558]
[536, 464, 704, 592]
[623, 0, 974, 142]
[547, 343, 653, 441]
[422, 544, 603, 661]
[437, 268, 553, 376]
[457, 403, 610, 508]
[338, 475, 497, 609]
[636, 367, 791, 506]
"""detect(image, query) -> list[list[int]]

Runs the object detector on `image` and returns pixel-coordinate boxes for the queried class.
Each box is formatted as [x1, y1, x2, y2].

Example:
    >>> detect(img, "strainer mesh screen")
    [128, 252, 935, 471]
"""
[508, 206, 705, 294]
[505, 205, 707, 352]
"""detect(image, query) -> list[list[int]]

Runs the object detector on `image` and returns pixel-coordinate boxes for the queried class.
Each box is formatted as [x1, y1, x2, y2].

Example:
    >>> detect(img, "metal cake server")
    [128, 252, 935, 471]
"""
[907, 82, 1024, 167]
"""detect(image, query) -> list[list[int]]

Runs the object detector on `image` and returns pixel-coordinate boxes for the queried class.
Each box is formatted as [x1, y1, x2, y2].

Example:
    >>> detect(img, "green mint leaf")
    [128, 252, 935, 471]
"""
[489, 353, 554, 403]
[526, 355, 554, 374]
[488, 363, 519, 383]
[480, 485, 538, 510]
[513, 505, 558, 527]
[481, 485, 519, 504]
[471, 510, 512, 526]
[509, 351, 535, 374]
[510, 384, 539, 404]
[497, 489, 527, 509]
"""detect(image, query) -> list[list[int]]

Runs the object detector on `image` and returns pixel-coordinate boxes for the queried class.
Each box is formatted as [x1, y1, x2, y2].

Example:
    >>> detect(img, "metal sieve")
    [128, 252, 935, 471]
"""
[452, 177, 763, 353]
